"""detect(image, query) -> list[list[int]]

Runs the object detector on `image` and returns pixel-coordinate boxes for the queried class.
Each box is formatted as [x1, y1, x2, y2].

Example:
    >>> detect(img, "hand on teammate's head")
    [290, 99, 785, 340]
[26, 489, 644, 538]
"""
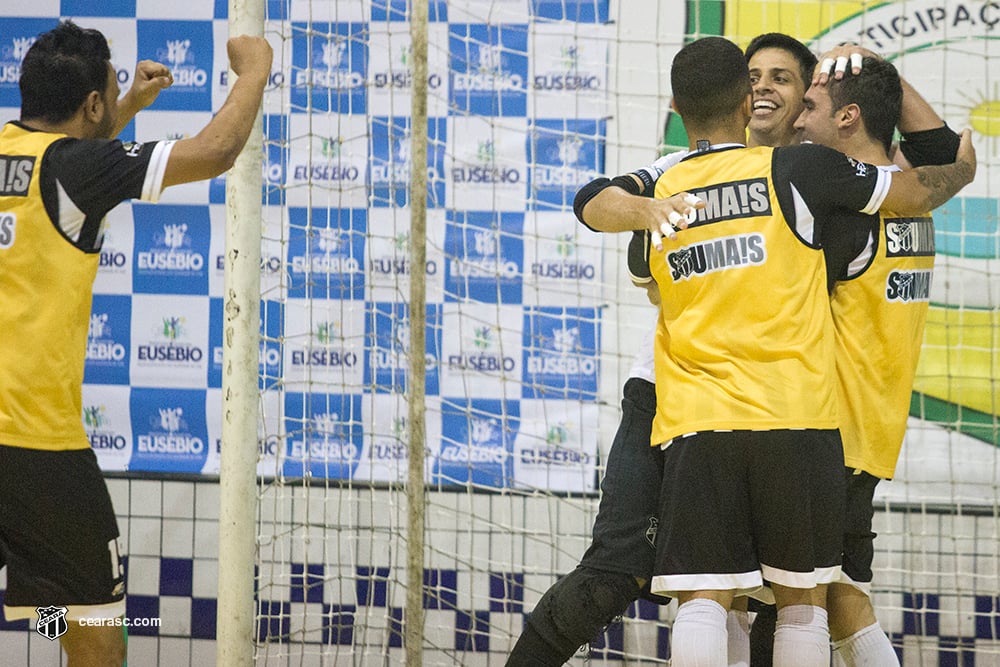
[814, 44, 880, 86]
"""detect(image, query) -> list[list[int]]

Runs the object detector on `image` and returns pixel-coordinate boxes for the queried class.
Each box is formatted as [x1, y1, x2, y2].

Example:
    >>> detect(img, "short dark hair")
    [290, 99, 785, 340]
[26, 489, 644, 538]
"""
[671, 37, 752, 125]
[828, 56, 902, 153]
[19, 20, 112, 124]
[744, 32, 818, 89]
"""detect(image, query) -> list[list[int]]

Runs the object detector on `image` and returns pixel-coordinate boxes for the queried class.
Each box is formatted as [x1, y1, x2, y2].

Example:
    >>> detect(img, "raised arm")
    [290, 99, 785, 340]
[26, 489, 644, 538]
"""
[113, 60, 173, 137]
[881, 128, 976, 213]
[893, 77, 960, 169]
[162, 35, 273, 188]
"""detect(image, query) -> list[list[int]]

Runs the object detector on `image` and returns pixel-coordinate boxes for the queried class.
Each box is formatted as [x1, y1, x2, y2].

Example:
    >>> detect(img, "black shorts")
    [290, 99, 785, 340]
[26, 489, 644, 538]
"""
[840, 468, 881, 590]
[579, 378, 666, 600]
[650, 429, 845, 598]
[0, 444, 125, 621]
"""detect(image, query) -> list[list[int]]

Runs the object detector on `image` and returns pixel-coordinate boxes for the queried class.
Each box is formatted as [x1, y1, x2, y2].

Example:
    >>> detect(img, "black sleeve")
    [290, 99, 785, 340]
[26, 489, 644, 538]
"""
[627, 230, 653, 285]
[771, 143, 884, 246]
[574, 177, 611, 230]
[820, 213, 878, 291]
[898, 123, 961, 167]
[42, 137, 158, 249]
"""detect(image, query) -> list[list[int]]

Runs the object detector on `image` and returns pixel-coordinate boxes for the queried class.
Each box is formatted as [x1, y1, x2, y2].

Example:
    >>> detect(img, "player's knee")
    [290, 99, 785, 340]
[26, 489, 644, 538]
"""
[539, 567, 640, 640]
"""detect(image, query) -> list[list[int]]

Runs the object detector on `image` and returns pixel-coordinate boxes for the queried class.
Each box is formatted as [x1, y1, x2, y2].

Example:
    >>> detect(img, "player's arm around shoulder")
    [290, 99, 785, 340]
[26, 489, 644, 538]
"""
[883, 128, 976, 214]
[162, 35, 273, 188]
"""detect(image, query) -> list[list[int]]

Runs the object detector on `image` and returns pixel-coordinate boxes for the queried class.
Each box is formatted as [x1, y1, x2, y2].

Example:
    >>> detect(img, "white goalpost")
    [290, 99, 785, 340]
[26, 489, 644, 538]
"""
[218, 1, 1000, 665]
[218, 1, 266, 665]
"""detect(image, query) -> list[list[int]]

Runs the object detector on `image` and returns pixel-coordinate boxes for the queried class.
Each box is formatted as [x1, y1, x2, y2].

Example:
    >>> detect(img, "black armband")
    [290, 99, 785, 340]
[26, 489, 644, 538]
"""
[609, 174, 643, 196]
[898, 123, 961, 167]
[573, 177, 612, 229]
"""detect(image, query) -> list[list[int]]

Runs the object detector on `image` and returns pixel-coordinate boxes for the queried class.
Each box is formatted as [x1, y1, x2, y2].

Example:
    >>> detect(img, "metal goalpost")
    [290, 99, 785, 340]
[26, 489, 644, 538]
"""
[218, 0, 264, 664]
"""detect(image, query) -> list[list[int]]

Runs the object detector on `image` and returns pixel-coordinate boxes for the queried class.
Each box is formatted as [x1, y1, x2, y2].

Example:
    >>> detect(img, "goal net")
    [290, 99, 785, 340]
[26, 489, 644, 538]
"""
[244, 0, 999, 664]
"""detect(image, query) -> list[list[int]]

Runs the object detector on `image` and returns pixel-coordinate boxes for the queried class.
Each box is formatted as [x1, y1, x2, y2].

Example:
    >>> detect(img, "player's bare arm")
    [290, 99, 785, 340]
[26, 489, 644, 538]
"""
[882, 128, 976, 212]
[580, 188, 702, 244]
[113, 60, 173, 137]
[162, 35, 273, 187]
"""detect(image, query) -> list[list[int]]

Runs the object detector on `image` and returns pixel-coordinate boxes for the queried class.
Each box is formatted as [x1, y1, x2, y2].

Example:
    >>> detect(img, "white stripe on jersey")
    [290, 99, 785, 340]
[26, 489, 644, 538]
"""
[140, 140, 176, 203]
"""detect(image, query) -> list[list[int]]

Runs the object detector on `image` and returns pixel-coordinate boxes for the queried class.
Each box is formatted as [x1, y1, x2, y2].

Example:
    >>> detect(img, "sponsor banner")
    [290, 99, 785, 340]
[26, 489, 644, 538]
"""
[522, 211, 603, 305]
[0, 18, 54, 107]
[129, 387, 209, 473]
[207, 299, 283, 390]
[530, 0, 608, 22]
[448, 23, 528, 117]
[354, 393, 441, 483]
[137, 20, 213, 111]
[285, 113, 368, 208]
[528, 118, 604, 210]
[130, 294, 210, 388]
[521, 306, 600, 400]
[286, 207, 367, 301]
[365, 208, 447, 303]
[288, 0, 366, 23]
[512, 399, 598, 492]
[439, 303, 523, 399]
[528, 22, 610, 118]
[85, 294, 132, 386]
[132, 203, 211, 294]
[447, 116, 529, 212]
[290, 22, 367, 114]
[282, 297, 366, 392]
[94, 207, 135, 295]
[435, 397, 518, 488]
[204, 388, 282, 476]
[367, 23, 450, 117]
[81, 384, 133, 472]
[445, 0, 529, 24]
[444, 210, 524, 303]
[282, 391, 364, 479]
[369, 116, 447, 209]
[363, 301, 442, 396]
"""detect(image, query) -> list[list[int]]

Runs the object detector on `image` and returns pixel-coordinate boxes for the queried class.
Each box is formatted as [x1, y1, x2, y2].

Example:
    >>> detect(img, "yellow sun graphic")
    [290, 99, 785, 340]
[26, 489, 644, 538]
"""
[957, 82, 1000, 153]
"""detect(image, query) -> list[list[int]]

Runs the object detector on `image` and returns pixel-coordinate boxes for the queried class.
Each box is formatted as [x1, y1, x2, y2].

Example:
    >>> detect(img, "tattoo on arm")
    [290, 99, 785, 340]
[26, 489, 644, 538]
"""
[914, 160, 975, 210]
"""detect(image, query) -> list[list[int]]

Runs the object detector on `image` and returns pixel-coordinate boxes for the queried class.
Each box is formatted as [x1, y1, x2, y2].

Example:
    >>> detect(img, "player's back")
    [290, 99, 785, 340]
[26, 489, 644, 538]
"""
[648, 144, 837, 445]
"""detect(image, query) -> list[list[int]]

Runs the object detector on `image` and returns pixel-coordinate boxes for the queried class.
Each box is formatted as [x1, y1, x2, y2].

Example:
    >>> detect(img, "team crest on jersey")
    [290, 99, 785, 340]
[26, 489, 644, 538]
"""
[667, 233, 766, 281]
[886, 269, 932, 302]
[847, 156, 868, 178]
[885, 217, 935, 257]
[35, 606, 68, 640]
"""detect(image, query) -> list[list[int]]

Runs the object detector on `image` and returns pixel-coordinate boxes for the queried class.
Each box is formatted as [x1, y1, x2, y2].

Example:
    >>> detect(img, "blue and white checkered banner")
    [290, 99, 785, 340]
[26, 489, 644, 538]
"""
[1, 0, 610, 493]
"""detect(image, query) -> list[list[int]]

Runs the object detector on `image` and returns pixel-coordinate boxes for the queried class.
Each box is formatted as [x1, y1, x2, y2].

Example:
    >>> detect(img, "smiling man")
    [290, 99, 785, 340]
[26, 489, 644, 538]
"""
[745, 33, 818, 149]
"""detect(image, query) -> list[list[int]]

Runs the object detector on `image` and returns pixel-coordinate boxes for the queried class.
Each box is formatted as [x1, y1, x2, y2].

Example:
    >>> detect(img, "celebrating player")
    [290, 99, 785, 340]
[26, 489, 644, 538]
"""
[645, 36, 972, 667]
[0, 21, 271, 666]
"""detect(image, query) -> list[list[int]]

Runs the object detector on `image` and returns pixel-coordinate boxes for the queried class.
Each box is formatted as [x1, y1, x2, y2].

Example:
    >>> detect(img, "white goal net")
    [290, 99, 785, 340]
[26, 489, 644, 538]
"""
[243, 1, 999, 664]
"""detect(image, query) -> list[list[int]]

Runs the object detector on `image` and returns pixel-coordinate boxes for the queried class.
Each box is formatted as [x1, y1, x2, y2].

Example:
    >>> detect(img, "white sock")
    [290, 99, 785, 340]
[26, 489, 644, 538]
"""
[773, 605, 830, 667]
[726, 609, 750, 667]
[671, 599, 728, 667]
[832, 622, 900, 667]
